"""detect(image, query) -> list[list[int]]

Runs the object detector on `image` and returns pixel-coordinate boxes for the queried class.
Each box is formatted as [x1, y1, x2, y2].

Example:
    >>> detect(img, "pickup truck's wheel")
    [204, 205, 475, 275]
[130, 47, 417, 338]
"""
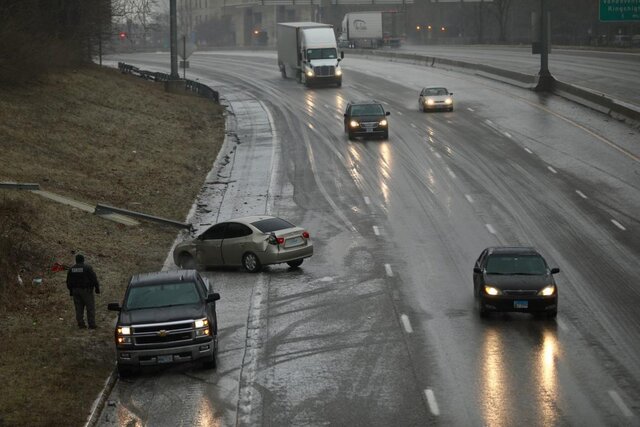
[117, 364, 134, 378]
[178, 253, 196, 269]
[203, 353, 216, 369]
[242, 252, 262, 273]
[287, 259, 303, 268]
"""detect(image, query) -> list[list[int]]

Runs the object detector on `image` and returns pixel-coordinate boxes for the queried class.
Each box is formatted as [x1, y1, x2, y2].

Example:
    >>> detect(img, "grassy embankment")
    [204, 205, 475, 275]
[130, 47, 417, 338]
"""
[0, 65, 225, 426]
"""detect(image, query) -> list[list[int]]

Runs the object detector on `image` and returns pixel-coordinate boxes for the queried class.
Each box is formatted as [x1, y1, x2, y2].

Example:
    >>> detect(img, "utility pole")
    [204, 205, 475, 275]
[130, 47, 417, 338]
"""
[170, 0, 179, 79]
[535, 0, 554, 91]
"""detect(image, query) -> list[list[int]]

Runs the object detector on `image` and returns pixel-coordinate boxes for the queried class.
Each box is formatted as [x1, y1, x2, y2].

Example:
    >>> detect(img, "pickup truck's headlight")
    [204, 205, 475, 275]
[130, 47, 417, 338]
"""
[538, 285, 555, 296]
[194, 318, 208, 328]
[484, 285, 502, 296]
[117, 336, 132, 344]
[306, 69, 314, 77]
[117, 326, 131, 335]
[335, 69, 343, 76]
[196, 328, 211, 337]
[379, 119, 388, 126]
[350, 120, 359, 128]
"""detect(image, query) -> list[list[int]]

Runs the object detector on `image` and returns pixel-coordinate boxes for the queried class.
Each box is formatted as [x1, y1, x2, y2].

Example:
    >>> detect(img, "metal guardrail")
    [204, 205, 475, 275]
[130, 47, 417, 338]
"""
[118, 62, 219, 103]
[0, 182, 40, 190]
[94, 203, 191, 229]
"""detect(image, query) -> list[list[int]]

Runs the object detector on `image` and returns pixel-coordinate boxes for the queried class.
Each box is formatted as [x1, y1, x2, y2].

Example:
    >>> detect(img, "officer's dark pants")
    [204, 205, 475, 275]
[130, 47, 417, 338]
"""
[72, 288, 96, 328]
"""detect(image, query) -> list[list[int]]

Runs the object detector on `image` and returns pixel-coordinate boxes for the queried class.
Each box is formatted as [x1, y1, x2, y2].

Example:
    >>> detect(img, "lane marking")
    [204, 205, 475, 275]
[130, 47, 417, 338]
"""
[364, 196, 371, 205]
[504, 132, 512, 138]
[447, 167, 456, 179]
[373, 225, 380, 236]
[382, 100, 389, 105]
[434, 152, 442, 159]
[400, 314, 413, 333]
[334, 114, 342, 120]
[384, 264, 394, 277]
[465, 194, 474, 204]
[608, 390, 633, 417]
[611, 219, 626, 231]
[556, 318, 568, 332]
[411, 123, 417, 129]
[575, 190, 588, 199]
[467, 107, 475, 112]
[547, 166, 558, 174]
[397, 111, 403, 116]
[323, 104, 330, 109]
[308, 123, 314, 129]
[486, 224, 497, 235]
[524, 147, 533, 154]
[485, 119, 494, 126]
[424, 389, 440, 416]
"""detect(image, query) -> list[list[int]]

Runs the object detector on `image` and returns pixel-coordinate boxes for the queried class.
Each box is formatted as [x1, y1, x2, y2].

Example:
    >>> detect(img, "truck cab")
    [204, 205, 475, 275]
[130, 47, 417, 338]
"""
[299, 27, 344, 87]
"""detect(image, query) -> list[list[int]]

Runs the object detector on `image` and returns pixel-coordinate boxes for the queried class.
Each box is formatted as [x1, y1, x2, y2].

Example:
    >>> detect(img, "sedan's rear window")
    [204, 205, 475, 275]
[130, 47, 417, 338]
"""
[125, 282, 201, 310]
[252, 217, 294, 233]
[486, 255, 547, 275]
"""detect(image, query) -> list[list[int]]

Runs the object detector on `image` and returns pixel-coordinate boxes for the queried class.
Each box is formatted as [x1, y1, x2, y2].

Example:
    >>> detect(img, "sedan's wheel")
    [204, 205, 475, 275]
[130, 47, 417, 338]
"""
[477, 298, 489, 318]
[242, 252, 262, 273]
[287, 259, 304, 268]
[546, 310, 557, 319]
[179, 253, 196, 269]
[347, 132, 354, 141]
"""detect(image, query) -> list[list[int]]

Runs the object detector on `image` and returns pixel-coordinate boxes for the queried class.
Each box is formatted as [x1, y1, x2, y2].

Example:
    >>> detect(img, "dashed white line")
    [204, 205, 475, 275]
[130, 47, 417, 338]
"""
[400, 314, 413, 333]
[334, 114, 342, 120]
[575, 190, 588, 199]
[504, 132, 512, 138]
[424, 389, 440, 416]
[364, 196, 371, 205]
[307, 123, 314, 129]
[446, 167, 456, 178]
[485, 119, 494, 126]
[486, 224, 497, 235]
[323, 104, 330, 109]
[384, 264, 394, 277]
[608, 390, 633, 417]
[397, 111, 403, 116]
[465, 194, 474, 204]
[410, 123, 417, 128]
[467, 107, 475, 112]
[547, 166, 558, 174]
[524, 147, 533, 154]
[382, 100, 389, 105]
[434, 152, 442, 159]
[611, 219, 626, 231]
[373, 225, 380, 236]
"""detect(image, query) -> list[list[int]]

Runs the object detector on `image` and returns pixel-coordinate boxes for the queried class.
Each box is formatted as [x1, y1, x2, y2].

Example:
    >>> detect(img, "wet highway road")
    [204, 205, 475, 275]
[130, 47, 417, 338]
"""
[99, 51, 640, 426]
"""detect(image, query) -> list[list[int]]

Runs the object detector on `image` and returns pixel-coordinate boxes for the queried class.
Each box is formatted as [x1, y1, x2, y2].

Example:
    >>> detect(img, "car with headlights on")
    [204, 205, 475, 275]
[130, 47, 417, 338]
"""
[473, 247, 559, 318]
[343, 100, 390, 140]
[173, 216, 313, 273]
[108, 269, 221, 377]
[419, 87, 454, 112]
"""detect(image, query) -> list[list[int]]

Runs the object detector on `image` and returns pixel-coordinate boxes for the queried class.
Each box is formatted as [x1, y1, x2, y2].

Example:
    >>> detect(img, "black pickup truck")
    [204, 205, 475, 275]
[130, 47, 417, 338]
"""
[108, 269, 220, 376]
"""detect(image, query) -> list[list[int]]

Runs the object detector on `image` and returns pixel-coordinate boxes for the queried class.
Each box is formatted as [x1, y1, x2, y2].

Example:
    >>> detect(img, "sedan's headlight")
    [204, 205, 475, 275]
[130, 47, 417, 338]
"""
[426, 99, 435, 106]
[484, 285, 501, 296]
[335, 69, 343, 76]
[445, 98, 453, 105]
[350, 120, 360, 128]
[379, 119, 388, 126]
[195, 318, 209, 328]
[117, 326, 131, 335]
[538, 285, 556, 296]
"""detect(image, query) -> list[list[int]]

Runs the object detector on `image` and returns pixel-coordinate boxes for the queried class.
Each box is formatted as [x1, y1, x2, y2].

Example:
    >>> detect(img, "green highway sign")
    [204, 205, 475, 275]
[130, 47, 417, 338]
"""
[600, 0, 640, 21]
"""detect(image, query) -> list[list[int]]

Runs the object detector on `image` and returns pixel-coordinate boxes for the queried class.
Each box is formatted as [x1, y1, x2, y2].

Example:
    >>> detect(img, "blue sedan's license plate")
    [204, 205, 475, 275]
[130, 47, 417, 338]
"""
[158, 355, 173, 364]
[514, 300, 529, 309]
[285, 236, 304, 248]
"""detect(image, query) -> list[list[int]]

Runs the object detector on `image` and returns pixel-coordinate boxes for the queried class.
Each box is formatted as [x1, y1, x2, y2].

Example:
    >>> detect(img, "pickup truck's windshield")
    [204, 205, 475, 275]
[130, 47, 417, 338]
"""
[307, 48, 337, 60]
[125, 282, 201, 309]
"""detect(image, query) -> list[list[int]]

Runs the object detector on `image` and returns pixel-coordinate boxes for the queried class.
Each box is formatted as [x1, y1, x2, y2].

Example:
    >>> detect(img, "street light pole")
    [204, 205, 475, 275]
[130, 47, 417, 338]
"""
[170, 0, 179, 79]
[535, 0, 554, 91]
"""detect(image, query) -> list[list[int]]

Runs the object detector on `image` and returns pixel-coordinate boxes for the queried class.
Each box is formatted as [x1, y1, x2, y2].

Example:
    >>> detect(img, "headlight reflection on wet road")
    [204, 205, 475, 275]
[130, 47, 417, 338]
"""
[480, 328, 511, 427]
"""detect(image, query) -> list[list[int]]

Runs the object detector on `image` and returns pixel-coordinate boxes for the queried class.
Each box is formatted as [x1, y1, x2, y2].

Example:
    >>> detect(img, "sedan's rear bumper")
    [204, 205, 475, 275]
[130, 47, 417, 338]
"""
[480, 295, 557, 313]
[262, 243, 314, 265]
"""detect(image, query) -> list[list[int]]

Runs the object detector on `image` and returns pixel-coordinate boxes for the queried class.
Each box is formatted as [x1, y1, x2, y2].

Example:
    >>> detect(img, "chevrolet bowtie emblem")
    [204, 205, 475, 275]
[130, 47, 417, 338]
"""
[158, 330, 168, 337]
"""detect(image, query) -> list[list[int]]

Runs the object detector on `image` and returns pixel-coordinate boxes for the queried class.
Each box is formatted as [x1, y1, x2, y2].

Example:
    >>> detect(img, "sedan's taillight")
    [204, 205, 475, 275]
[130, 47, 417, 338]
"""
[277, 237, 285, 245]
[302, 231, 310, 239]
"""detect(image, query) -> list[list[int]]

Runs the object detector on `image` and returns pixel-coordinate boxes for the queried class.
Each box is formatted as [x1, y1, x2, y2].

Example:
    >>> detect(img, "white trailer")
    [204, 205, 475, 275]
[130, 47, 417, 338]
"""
[277, 22, 344, 87]
[339, 11, 404, 49]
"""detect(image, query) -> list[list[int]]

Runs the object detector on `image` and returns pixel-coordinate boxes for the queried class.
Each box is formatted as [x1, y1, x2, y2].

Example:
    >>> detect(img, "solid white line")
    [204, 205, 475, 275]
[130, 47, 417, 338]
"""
[524, 147, 533, 154]
[504, 132, 512, 138]
[434, 152, 442, 159]
[486, 224, 496, 235]
[373, 225, 380, 236]
[411, 123, 417, 128]
[364, 196, 371, 205]
[547, 166, 558, 174]
[465, 194, 474, 204]
[424, 389, 440, 416]
[400, 314, 413, 333]
[556, 318, 568, 332]
[467, 107, 474, 112]
[576, 190, 588, 199]
[611, 219, 626, 231]
[384, 264, 394, 277]
[608, 390, 633, 417]
[447, 167, 456, 178]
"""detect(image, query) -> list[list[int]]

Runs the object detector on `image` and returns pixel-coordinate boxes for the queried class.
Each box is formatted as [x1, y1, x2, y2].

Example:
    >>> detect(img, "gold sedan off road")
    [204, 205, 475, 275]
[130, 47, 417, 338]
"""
[173, 216, 313, 273]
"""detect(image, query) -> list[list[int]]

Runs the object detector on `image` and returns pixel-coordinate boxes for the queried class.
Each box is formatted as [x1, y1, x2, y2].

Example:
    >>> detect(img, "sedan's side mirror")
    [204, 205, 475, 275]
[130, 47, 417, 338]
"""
[450, 92, 454, 96]
[343, 113, 348, 117]
[207, 292, 221, 303]
[108, 302, 121, 311]
[341, 51, 345, 59]
[550, 268, 560, 274]
[386, 111, 391, 116]
[473, 267, 482, 274]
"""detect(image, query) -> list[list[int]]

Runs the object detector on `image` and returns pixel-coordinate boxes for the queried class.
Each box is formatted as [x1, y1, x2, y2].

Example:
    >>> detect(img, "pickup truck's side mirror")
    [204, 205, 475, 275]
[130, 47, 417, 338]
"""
[341, 51, 345, 59]
[550, 268, 560, 274]
[343, 113, 348, 117]
[385, 111, 391, 116]
[473, 267, 482, 274]
[108, 302, 121, 311]
[207, 292, 221, 303]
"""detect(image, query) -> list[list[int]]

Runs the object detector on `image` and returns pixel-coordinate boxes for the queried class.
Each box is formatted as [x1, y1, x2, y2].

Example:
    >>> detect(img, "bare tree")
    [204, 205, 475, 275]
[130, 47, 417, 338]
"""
[490, 0, 513, 42]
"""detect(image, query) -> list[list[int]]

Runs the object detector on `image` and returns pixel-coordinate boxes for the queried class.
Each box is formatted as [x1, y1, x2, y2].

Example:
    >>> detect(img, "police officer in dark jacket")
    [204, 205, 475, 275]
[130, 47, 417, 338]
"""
[66, 254, 100, 329]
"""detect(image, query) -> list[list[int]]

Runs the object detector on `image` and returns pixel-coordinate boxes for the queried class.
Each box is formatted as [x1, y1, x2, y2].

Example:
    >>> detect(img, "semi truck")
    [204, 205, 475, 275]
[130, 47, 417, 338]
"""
[339, 11, 405, 49]
[277, 22, 344, 87]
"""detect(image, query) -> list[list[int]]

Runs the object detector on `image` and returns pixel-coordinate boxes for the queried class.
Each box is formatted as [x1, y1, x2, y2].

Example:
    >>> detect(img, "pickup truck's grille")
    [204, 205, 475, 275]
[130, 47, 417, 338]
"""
[314, 65, 335, 77]
[131, 320, 196, 346]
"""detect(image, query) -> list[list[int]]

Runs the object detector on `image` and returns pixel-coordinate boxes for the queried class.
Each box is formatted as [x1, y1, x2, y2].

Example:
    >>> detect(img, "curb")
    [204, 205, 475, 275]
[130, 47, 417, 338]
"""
[84, 368, 118, 427]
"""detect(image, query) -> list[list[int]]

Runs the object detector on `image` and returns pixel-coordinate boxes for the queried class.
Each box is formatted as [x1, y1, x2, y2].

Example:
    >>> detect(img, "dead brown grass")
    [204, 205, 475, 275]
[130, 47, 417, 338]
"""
[0, 65, 225, 427]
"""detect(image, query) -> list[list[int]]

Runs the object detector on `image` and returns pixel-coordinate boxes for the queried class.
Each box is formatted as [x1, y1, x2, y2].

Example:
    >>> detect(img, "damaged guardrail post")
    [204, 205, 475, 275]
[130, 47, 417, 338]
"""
[94, 204, 192, 230]
[0, 182, 40, 190]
